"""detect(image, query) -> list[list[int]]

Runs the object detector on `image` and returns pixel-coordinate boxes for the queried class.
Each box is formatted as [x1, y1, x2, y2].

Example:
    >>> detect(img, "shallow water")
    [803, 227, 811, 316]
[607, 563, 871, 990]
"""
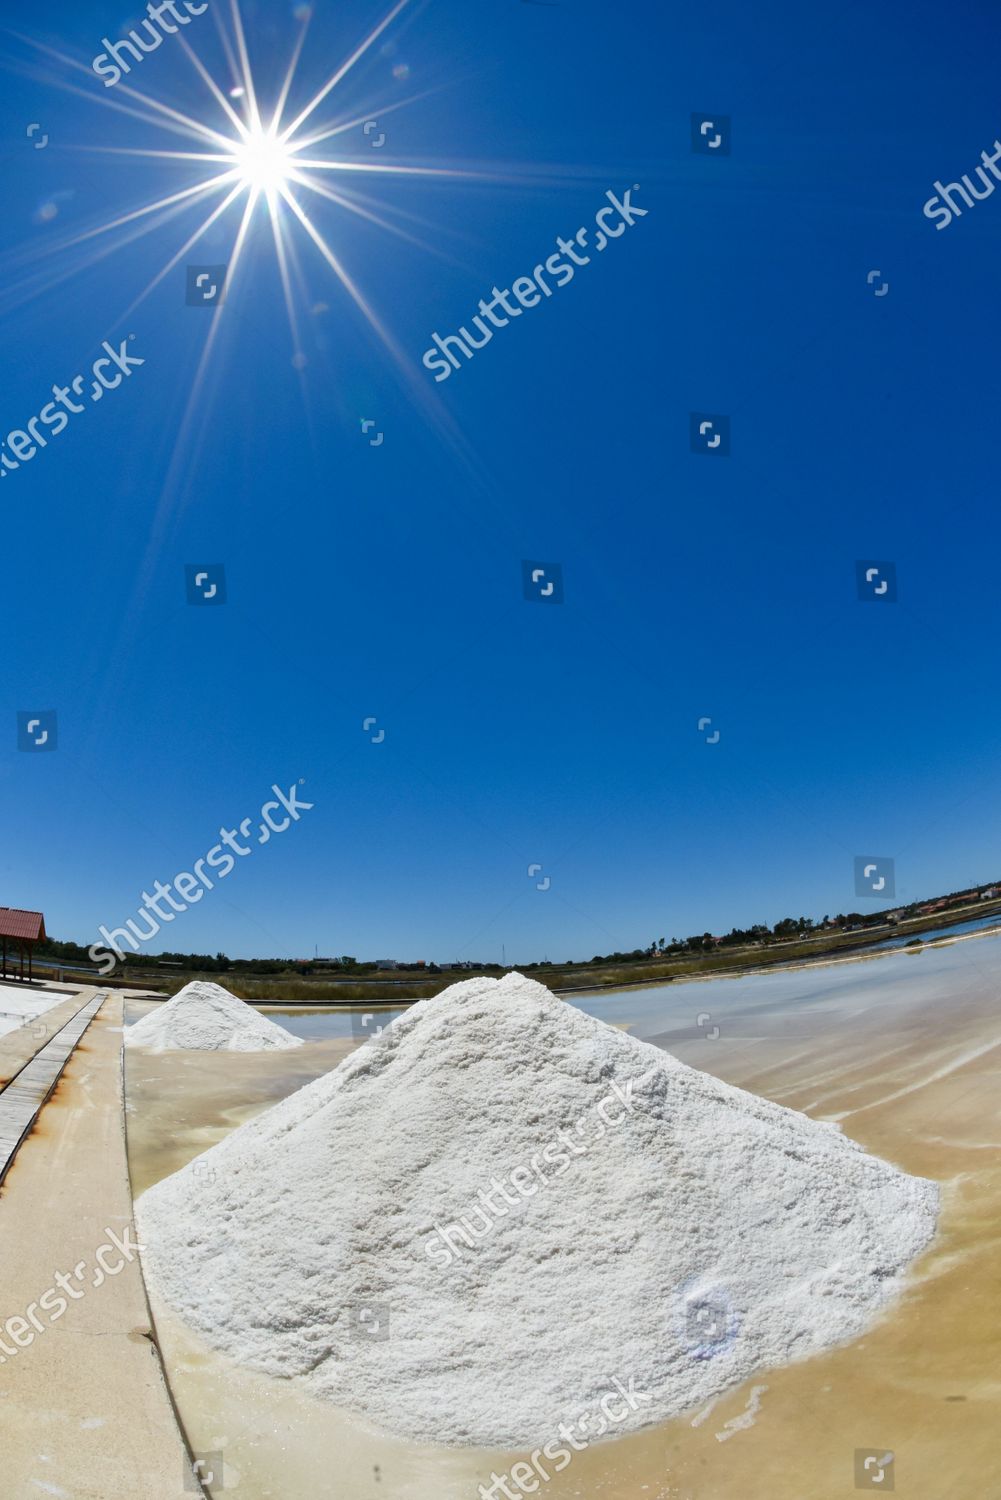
[866, 911, 1001, 948]
[268, 1004, 410, 1041]
[257, 926, 1001, 1051]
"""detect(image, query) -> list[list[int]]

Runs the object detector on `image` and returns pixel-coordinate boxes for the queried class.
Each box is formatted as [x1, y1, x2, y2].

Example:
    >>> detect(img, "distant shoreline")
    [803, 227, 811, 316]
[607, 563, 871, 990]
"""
[99, 897, 1001, 1009]
[238, 913, 1001, 1010]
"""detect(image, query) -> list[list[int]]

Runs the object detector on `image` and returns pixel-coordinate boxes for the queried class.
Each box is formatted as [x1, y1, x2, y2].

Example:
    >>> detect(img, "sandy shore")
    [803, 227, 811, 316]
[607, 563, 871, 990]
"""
[122, 939, 1001, 1500]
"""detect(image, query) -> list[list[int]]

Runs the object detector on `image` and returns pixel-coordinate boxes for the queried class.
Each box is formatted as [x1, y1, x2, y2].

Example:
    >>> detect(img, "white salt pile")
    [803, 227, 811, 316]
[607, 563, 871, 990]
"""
[136, 972, 938, 1447]
[0, 983, 63, 1039]
[125, 980, 303, 1053]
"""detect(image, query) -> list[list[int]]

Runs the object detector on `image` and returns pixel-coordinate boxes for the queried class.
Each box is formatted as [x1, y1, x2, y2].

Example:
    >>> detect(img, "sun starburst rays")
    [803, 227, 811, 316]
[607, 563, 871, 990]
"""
[4, 0, 542, 389]
[6, 0, 473, 345]
[3, 0, 539, 519]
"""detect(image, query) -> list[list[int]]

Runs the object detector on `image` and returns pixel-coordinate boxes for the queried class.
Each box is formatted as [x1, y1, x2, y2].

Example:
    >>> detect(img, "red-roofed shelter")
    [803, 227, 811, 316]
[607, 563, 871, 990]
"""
[0, 907, 46, 982]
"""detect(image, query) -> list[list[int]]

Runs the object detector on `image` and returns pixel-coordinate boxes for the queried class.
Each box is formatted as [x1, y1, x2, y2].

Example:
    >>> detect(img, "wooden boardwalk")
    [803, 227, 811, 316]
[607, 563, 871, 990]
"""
[0, 990, 106, 1187]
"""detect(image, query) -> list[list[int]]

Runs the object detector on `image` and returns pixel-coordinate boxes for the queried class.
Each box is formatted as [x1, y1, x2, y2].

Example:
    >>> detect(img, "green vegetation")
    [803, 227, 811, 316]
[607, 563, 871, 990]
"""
[34, 882, 1001, 1003]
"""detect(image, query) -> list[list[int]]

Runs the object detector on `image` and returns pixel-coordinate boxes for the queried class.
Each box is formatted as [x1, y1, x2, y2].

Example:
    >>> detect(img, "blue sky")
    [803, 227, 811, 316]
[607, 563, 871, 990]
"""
[3, 0, 1001, 965]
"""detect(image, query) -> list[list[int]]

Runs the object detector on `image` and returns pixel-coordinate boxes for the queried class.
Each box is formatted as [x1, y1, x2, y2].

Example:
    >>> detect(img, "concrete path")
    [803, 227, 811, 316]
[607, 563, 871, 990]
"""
[0, 993, 196, 1498]
[0, 991, 106, 1186]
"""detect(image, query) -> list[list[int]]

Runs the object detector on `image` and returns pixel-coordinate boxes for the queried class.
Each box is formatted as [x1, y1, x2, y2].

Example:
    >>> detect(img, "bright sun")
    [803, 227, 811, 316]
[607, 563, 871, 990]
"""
[230, 128, 296, 196]
[21, 0, 479, 402]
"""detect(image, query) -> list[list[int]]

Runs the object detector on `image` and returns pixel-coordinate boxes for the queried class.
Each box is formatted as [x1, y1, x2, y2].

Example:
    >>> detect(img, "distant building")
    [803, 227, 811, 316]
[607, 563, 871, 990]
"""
[375, 959, 399, 971]
[0, 906, 46, 983]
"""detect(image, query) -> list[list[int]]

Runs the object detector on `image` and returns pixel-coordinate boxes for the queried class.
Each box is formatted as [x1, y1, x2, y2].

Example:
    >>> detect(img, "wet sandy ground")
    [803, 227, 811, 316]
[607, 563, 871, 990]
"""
[124, 1028, 354, 1197]
[124, 939, 1001, 1500]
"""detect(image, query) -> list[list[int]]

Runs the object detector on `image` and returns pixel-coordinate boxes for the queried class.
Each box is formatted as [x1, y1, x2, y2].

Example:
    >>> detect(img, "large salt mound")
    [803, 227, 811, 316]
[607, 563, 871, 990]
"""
[125, 980, 303, 1053]
[136, 973, 938, 1447]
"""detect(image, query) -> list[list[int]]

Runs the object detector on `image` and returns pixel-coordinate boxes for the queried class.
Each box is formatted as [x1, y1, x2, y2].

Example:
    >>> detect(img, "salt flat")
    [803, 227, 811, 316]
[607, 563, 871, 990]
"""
[0, 982, 72, 1039]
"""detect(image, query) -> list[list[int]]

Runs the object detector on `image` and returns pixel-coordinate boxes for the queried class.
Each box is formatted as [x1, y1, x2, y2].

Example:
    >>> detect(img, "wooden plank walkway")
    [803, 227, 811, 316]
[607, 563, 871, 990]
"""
[0, 990, 106, 1187]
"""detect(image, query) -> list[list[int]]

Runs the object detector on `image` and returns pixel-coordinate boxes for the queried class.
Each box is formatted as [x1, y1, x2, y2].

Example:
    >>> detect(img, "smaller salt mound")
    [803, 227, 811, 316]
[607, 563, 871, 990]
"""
[125, 980, 303, 1053]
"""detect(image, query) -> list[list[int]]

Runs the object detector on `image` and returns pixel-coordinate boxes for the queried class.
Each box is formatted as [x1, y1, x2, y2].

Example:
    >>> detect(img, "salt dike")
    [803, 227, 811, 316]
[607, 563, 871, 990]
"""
[125, 980, 303, 1053]
[136, 973, 938, 1447]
